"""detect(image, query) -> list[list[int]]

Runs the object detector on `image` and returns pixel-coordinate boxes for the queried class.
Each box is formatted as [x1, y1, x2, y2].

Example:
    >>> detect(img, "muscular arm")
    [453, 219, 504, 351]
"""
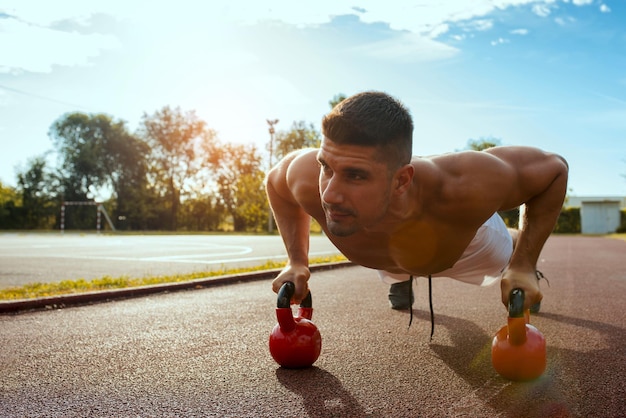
[486, 146, 569, 309]
[265, 149, 318, 302]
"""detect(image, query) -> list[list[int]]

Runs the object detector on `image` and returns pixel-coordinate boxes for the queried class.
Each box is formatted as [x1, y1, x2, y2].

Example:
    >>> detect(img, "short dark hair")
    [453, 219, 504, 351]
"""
[321, 91, 413, 169]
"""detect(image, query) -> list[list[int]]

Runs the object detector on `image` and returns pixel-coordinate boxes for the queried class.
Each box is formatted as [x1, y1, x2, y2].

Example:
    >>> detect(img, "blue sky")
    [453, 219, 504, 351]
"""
[1, 0, 625, 197]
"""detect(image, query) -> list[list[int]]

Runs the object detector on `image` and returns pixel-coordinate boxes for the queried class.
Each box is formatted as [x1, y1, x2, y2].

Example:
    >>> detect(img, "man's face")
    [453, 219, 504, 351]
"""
[316, 138, 392, 237]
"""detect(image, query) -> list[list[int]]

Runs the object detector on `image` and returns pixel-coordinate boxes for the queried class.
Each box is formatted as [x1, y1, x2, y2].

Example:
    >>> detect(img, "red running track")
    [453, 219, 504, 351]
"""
[0, 235, 624, 417]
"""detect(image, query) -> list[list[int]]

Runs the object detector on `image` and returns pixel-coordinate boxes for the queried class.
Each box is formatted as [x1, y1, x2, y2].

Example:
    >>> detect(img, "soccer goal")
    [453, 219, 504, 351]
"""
[60, 201, 116, 233]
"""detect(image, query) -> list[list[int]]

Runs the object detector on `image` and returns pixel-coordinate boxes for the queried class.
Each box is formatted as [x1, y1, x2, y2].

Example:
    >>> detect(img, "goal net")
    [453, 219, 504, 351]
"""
[60, 201, 116, 233]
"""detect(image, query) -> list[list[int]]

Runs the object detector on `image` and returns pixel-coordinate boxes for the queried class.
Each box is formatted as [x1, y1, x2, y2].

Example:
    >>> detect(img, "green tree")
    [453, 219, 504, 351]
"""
[0, 181, 22, 229]
[50, 112, 149, 230]
[16, 156, 58, 229]
[273, 121, 321, 161]
[209, 142, 266, 231]
[329, 93, 347, 109]
[464, 137, 502, 151]
[50, 113, 109, 201]
[139, 106, 216, 230]
[178, 197, 222, 231]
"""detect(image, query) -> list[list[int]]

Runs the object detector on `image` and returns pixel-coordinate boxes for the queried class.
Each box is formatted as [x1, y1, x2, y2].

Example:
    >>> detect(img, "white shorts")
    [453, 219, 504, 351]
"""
[378, 213, 513, 287]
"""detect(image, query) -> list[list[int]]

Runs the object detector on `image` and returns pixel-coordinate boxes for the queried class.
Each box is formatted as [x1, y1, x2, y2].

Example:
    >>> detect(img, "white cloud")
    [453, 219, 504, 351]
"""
[555, 16, 577, 26]
[490, 37, 510, 46]
[0, 0, 605, 75]
[0, 17, 120, 73]
[600, 4, 611, 13]
[468, 19, 494, 31]
[511, 28, 529, 35]
[572, 0, 593, 5]
[532, 4, 552, 17]
[352, 32, 459, 61]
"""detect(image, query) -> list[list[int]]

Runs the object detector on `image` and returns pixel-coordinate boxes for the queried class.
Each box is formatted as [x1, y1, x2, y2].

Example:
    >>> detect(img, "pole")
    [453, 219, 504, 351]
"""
[61, 204, 65, 234]
[266, 119, 279, 233]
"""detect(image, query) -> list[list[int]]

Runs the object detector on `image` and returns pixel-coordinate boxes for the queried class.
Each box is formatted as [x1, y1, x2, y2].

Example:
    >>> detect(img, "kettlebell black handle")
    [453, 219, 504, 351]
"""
[508, 288, 525, 318]
[277, 281, 312, 309]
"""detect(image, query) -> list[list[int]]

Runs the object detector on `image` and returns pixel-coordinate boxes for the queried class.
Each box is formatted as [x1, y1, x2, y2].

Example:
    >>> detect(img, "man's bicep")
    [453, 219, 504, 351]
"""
[487, 147, 568, 209]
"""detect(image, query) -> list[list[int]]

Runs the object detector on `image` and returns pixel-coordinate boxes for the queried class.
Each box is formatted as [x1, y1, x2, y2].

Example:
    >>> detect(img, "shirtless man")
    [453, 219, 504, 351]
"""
[265, 91, 568, 312]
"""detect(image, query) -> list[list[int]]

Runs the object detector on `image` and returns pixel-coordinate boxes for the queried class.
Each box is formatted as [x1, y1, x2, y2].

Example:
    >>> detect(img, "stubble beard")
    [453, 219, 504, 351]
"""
[323, 205, 359, 237]
[326, 219, 358, 237]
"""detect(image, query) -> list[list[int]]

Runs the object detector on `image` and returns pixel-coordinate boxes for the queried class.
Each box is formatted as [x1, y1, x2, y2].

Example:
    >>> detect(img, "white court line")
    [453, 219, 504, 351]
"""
[0, 250, 341, 265]
[141, 246, 253, 261]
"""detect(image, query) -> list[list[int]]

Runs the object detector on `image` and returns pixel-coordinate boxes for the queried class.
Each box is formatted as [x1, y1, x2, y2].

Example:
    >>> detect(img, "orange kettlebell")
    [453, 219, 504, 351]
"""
[491, 288, 546, 381]
[269, 282, 322, 368]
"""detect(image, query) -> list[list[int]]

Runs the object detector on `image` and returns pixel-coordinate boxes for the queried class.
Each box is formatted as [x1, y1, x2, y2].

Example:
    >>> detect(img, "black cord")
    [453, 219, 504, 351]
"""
[408, 276, 414, 328]
[407, 275, 435, 340]
[428, 274, 434, 341]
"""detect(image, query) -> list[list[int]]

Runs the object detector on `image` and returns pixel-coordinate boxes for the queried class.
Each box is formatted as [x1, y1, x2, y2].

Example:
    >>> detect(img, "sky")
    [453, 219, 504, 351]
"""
[1, 0, 625, 197]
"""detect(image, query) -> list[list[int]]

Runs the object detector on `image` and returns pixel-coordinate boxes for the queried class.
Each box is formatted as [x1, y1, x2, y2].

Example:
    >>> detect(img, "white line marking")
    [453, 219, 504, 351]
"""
[0, 250, 341, 265]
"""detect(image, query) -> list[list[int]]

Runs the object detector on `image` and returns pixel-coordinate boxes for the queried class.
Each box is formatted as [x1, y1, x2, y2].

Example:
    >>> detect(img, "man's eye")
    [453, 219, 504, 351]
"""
[320, 164, 332, 175]
[346, 170, 367, 180]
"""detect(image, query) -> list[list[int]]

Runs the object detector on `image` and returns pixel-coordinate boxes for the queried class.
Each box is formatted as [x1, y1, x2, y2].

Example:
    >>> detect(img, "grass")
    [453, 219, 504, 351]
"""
[609, 233, 626, 241]
[0, 255, 347, 301]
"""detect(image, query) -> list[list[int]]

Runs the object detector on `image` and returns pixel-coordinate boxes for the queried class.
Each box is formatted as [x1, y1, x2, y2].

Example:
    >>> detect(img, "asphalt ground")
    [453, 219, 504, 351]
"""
[1, 235, 625, 417]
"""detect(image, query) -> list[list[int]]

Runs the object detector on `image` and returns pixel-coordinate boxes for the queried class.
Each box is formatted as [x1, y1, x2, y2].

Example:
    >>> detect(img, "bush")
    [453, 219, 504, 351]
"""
[498, 208, 519, 228]
[554, 207, 581, 233]
[617, 209, 626, 233]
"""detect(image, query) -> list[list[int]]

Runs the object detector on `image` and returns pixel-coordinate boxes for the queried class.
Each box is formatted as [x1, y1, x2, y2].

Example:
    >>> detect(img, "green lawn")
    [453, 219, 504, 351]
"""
[0, 255, 347, 301]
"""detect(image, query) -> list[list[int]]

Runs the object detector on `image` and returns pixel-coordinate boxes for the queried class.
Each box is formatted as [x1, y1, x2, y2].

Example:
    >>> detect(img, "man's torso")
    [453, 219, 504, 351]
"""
[289, 150, 506, 276]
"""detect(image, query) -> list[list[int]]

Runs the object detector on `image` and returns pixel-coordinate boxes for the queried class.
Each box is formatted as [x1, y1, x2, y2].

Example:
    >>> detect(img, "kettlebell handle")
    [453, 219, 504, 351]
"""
[277, 281, 312, 309]
[508, 288, 525, 318]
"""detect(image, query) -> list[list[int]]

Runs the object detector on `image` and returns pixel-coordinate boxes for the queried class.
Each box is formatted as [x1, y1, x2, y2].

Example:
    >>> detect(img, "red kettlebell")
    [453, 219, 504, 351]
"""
[492, 288, 547, 381]
[269, 282, 322, 368]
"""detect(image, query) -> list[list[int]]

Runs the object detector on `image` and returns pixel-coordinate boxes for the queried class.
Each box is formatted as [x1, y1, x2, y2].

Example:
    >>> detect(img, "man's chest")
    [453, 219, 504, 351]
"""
[326, 222, 476, 276]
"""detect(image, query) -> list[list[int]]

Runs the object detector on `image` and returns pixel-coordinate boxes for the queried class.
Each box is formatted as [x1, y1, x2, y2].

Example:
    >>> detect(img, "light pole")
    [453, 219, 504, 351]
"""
[267, 118, 279, 233]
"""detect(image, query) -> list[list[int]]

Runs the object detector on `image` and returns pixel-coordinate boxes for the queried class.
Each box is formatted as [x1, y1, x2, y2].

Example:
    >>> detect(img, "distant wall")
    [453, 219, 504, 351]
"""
[565, 196, 626, 234]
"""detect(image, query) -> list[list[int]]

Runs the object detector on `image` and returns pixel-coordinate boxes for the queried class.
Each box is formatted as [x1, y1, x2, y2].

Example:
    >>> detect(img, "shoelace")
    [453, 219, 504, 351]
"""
[408, 271, 546, 341]
[408, 275, 435, 341]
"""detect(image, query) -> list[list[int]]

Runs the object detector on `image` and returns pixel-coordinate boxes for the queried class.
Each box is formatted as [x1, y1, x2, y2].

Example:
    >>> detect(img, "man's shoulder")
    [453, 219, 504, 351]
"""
[285, 148, 319, 177]
[285, 149, 320, 196]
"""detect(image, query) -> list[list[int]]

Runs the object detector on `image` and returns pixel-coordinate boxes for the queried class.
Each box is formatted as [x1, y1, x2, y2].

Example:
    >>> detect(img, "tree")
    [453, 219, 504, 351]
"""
[209, 142, 266, 231]
[178, 197, 222, 231]
[329, 93, 347, 109]
[50, 113, 110, 201]
[464, 137, 502, 151]
[17, 156, 58, 229]
[0, 181, 22, 229]
[273, 121, 321, 161]
[50, 112, 150, 230]
[139, 106, 217, 230]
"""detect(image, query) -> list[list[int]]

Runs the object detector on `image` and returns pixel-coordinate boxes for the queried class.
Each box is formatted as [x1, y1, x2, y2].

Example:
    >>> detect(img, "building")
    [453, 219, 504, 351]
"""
[565, 196, 626, 234]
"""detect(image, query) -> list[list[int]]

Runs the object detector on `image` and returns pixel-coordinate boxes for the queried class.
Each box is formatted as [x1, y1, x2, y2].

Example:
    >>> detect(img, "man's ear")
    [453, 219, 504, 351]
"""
[393, 164, 414, 194]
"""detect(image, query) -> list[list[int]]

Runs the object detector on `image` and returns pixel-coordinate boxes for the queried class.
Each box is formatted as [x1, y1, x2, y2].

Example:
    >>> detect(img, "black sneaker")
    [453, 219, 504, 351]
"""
[388, 280, 414, 310]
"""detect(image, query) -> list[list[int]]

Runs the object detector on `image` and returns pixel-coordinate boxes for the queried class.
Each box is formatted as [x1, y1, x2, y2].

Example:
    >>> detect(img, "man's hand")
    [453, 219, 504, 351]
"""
[500, 269, 542, 311]
[272, 264, 311, 304]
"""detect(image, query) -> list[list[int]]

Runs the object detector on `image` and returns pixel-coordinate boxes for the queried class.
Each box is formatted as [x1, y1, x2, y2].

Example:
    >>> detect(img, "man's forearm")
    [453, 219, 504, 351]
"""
[509, 160, 568, 271]
[266, 181, 311, 267]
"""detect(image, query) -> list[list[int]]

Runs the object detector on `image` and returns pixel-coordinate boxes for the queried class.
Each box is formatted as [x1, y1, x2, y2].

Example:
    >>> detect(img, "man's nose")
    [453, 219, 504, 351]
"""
[321, 177, 343, 205]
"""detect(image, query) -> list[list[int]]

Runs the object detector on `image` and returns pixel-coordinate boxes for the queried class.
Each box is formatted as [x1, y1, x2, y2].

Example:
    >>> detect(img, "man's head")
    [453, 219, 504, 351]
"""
[321, 91, 413, 171]
[317, 92, 415, 237]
